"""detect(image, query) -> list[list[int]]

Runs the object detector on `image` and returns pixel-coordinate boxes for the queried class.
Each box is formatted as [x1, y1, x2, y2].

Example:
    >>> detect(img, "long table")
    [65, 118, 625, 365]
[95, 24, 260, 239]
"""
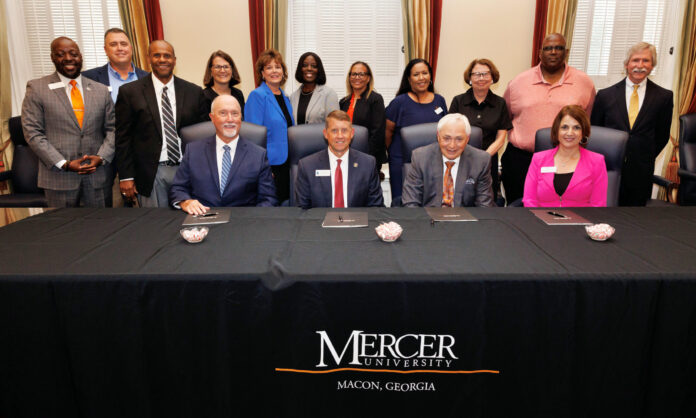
[1, 207, 695, 417]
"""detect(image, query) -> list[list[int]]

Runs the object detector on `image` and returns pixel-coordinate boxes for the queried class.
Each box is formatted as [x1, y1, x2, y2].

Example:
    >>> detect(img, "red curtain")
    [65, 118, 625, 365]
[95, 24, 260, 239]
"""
[531, 0, 549, 67]
[428, 0, 443, 81]
[248, 0, 265, 87]
[143, 0, 164, 41]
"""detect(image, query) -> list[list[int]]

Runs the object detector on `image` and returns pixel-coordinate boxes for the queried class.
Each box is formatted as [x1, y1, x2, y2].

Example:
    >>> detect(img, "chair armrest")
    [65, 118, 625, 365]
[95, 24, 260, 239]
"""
[678, 169, 696, 181]
[0, 170, 12, 182]
[652, 174, 674, 189]
[507, 197, 523, 207]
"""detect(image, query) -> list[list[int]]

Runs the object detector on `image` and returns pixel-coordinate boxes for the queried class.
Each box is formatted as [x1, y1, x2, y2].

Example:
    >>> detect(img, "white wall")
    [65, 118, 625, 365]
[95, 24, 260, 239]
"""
[160, 0, 536, 102]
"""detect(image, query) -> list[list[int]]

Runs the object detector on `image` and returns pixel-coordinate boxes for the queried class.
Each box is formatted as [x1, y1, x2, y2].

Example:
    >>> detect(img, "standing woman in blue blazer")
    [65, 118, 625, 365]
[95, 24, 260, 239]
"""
[246, 49, 295, 202]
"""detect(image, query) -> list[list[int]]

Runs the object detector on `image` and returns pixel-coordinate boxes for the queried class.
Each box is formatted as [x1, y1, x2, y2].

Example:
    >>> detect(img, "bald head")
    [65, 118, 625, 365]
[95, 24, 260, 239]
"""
[539, 33, 567, 73]
[210, 95, 242, 142]
[148, 40, 176, 83]
[50, 37, 82, 78]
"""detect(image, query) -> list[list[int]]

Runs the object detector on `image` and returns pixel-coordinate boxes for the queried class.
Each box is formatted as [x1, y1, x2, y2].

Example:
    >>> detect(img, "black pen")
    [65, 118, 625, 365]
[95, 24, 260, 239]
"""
[547, 211, 568, 219]
[338, 215, 343, 223]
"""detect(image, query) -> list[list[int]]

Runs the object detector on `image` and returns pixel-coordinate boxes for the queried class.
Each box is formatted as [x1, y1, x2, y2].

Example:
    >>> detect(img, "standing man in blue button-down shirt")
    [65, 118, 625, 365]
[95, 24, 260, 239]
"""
[83, 28, 148, 206]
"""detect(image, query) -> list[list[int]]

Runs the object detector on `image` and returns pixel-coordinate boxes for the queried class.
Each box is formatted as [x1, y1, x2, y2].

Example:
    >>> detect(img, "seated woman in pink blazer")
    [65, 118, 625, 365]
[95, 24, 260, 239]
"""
[523, 105, 608, 207]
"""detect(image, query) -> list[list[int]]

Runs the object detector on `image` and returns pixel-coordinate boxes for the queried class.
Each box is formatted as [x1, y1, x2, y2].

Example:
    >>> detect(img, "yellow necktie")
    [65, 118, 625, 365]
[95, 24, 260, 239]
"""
[70, 80, 84, 128]
[628, 84, 639, 129]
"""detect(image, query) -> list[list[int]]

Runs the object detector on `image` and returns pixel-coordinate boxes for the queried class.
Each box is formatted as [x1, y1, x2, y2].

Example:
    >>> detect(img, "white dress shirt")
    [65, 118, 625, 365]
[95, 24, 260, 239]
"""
[55, 74, 84, 168]
[216, 135, 239, 191]
[151, 74, 181, 162]
[328, 149, 349, 207]
[442, 154, 461, 191]
[625, 77, 647, 114]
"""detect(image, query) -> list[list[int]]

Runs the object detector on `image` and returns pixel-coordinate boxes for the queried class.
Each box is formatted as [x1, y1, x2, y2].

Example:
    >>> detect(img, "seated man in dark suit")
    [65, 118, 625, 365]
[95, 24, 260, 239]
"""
[295, 110, 384, 209]
[169, 95, 277, 214]
[402, 113, 494, 207]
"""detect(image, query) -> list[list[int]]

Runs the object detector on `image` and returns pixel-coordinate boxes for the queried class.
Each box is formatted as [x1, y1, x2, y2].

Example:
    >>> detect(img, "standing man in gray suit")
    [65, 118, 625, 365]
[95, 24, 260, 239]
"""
[21, 37, 115, 207]
[402, 113, 494, 207]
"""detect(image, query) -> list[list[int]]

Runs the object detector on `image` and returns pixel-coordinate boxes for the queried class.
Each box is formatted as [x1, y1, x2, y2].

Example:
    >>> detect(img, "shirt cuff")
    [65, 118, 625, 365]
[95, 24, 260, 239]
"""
[120, 177, 134, 182]
[55, 159, 67, 170]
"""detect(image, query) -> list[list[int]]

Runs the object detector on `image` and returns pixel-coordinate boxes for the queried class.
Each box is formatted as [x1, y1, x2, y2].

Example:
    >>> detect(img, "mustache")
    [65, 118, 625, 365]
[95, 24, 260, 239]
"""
[632, 68, 648, 73]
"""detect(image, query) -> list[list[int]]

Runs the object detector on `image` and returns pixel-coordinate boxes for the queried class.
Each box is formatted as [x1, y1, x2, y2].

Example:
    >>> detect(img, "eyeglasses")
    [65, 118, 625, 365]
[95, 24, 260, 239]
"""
[212, 65, 231, 71]
[542, 45, 566, 52]
[350, 72, 368, 78]
[471, 71, 491, 79]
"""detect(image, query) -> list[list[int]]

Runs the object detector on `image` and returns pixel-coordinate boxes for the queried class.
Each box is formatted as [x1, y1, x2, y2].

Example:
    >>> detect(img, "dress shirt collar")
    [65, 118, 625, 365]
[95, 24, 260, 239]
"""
[57, 72, 82, 90]
[216, 135, 239, 153]
[328, 148, 349, 165]
[152, 73, 174, 92]
[625, 77, 647, 91]
[533, 63, 572, 86]
[107, 62, 136, 81]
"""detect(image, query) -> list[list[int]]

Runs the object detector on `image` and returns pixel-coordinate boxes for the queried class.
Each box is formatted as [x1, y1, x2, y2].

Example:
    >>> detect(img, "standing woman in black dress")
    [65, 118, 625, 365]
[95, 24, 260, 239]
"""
[449, 58, 512, 203]
[339, 61, 386, 176]
[202, 50, 245, 117]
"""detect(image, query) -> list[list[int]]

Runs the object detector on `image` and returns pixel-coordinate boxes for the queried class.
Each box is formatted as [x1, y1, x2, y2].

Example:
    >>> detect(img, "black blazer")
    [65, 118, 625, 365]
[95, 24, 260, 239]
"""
[339, 90, 386, 164]
[591, 78, 673, 205]
[115, 75, 208, 197]
[81, 63, 149, 86]
[203, 86, 246, 118]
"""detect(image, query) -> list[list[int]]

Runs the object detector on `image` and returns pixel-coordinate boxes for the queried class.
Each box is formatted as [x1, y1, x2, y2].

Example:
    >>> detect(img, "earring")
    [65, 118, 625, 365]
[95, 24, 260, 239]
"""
[580, 136, 588, 145]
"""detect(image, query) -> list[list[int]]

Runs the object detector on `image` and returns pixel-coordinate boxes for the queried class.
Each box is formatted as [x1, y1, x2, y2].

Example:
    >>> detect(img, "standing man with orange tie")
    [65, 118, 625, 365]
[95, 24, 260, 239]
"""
[21, 37, 115, 207]
[591, 42, 673, 206]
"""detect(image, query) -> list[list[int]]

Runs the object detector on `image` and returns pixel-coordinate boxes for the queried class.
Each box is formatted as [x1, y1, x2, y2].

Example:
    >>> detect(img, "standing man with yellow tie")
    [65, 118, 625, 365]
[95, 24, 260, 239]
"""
[591, 42, 673, 206]
[22, 37, 115, 207]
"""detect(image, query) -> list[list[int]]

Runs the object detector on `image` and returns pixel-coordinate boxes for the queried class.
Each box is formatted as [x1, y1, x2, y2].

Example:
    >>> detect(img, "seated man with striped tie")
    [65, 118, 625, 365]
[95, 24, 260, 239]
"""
[294, 110, 384, 209]
[169, 95, 277, 214]
[401, 113, 494, 207]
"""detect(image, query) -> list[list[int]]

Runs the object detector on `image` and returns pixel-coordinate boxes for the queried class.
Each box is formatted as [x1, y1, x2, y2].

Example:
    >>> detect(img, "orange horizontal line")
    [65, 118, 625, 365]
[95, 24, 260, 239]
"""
[275, 368, 499, 374]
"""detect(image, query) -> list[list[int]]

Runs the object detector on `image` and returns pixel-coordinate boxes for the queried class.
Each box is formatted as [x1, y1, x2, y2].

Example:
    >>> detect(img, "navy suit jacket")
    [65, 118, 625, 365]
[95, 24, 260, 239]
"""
[169, 136, 277, 207]
[295, 148, 384, 209]
[82, 63, 149, 87]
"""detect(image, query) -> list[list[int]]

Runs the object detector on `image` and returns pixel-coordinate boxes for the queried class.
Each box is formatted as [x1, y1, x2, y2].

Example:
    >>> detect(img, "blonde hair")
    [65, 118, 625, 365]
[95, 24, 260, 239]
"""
[624, 42, 657, 67]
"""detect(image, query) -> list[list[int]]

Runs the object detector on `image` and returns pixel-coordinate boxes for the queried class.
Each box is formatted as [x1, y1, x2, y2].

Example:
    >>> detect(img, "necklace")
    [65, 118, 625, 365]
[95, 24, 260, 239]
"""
[301, 90, 313, 96]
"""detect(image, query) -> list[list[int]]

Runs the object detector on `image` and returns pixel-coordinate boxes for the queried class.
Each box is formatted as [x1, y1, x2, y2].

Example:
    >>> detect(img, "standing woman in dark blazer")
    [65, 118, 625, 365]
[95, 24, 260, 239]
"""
[449, 59, 512, 202]
[245, 49, 295, 202]
[339, 61, 386, 175]
[290, 52, 339, 124]
[202, 50, 245, 117]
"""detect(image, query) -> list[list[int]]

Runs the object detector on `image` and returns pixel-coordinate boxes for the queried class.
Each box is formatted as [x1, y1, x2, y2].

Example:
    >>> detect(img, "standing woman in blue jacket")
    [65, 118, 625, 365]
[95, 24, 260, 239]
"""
[246, 49, 295, 202]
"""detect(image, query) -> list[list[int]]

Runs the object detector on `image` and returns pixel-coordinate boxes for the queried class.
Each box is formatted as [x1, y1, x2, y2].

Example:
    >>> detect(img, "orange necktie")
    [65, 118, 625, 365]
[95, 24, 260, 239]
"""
[442, 161, 455, 207]
[70, 80, 84, 128]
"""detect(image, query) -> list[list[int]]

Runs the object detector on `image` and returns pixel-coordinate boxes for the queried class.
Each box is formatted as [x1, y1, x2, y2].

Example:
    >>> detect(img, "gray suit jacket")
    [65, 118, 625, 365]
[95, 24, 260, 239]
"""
[21, 72, 115, 190]
[402, 142, 494, 207]
[290, 84, 339, 124]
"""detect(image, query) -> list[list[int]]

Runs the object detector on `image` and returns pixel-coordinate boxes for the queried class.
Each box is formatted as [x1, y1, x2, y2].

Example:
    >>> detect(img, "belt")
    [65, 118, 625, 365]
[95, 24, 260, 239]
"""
[159, 161, 180, 167]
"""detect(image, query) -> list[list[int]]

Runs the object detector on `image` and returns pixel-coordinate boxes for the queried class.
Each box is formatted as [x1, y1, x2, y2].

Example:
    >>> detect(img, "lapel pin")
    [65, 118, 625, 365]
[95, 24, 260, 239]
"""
[353, 162, 358, 167]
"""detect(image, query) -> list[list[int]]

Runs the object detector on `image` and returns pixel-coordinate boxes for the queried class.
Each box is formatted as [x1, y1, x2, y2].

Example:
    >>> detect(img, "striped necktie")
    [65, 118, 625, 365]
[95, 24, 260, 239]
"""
[220, 145, 231, 195]
[161, 86, 180, 163]
[442, 161, 455, 207]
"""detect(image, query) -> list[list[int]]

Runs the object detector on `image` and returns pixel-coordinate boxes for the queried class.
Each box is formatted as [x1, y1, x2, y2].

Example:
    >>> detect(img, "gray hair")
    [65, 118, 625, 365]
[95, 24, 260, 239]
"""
[437, 113, 471, 136]
[210, 94, 241, 113]
[624, 42, 657, 67]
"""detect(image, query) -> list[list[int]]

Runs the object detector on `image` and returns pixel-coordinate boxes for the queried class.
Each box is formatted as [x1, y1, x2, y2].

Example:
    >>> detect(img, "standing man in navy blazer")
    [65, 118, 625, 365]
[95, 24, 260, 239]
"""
[591, 42, 673, 206]
[169, 95, 277, 213]
[295, 110, 384, 209]
[82, 28, 148, 206]
[115, 40, 208, 207]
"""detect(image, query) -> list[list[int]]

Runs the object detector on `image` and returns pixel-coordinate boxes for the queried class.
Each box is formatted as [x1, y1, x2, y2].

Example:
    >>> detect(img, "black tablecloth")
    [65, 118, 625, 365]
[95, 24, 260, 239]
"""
[1, 207, 696, 417]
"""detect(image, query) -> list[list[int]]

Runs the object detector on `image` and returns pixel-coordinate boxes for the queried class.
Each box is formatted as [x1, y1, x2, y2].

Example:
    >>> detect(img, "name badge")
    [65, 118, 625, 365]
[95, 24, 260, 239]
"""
[48, 82, 65, 90]
[541, 166, 557, 173]
[434, 107, 443, 115]
[315, 170, 331, 177]
[108, 86, 113, 92]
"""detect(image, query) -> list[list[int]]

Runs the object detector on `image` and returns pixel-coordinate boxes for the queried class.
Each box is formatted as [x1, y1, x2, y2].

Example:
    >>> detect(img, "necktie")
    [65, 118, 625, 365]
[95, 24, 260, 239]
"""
[220, 145, 231, 195]
[442, 161, 455, 207]
[162, 86, 180, 163]
[334, 159, 345, 208]
[69, 80, 84, 128]
[628, 84, 639, 129]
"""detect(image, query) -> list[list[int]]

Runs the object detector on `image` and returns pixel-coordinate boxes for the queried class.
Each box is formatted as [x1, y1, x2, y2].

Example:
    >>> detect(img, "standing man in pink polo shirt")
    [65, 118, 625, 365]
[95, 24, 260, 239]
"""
[502, 33, 595, 204]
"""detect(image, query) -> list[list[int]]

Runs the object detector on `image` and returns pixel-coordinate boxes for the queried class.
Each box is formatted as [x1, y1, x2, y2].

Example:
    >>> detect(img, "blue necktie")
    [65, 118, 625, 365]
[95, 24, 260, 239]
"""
[220, 145, 231, 195]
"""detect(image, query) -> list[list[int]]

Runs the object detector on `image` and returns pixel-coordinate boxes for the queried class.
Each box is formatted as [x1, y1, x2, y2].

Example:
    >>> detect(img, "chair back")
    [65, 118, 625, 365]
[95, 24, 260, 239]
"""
[678, 113, 696, 205]
[179, 121, 267, 150]
[0, 116, 47, 207]
[287, 123, 368, 206]
[534, 126, 628, 207]
[400, 122, 483, 187]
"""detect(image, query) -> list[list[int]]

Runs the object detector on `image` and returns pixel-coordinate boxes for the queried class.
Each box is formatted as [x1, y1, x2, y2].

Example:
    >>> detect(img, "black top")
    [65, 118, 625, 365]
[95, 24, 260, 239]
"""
[296, 91, 312, 125]
[554, 172, 574, 196]
[449, 89, 513, 150]
[275, 94, 293, 128]
[339, 90, 386, 164]
[202, 86, 246, 118]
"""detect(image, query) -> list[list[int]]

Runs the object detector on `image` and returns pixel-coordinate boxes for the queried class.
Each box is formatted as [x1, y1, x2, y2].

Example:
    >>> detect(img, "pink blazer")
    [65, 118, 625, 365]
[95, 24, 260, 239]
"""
[523, 146, 608, 207]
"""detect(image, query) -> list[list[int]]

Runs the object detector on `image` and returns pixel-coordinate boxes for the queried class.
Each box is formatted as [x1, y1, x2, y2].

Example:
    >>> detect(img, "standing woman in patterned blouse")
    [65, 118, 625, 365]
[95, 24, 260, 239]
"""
[339, 61, 386, 176]
[385, 58, 447, 202]
[449, 59, 512, 203]
[245, 49, 295, 202]
[290, 52, 339, 125]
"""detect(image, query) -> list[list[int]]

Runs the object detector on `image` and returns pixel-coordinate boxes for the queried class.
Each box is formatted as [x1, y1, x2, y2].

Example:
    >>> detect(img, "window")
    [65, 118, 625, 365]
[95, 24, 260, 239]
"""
[8, 0, 121, 113]
[286, 0, 404, 104]
[568, 0, 682, 89]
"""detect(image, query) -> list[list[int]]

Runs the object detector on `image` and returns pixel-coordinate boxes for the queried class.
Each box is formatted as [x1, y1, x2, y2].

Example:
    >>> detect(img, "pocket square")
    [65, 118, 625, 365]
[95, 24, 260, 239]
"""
[465, 178, 475, 184]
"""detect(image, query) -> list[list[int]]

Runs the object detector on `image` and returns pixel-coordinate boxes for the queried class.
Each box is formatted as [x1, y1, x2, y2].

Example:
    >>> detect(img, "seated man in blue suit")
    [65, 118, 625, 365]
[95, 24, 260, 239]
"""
[169, 95, 277, 214]
[295, 110, 384, 209]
